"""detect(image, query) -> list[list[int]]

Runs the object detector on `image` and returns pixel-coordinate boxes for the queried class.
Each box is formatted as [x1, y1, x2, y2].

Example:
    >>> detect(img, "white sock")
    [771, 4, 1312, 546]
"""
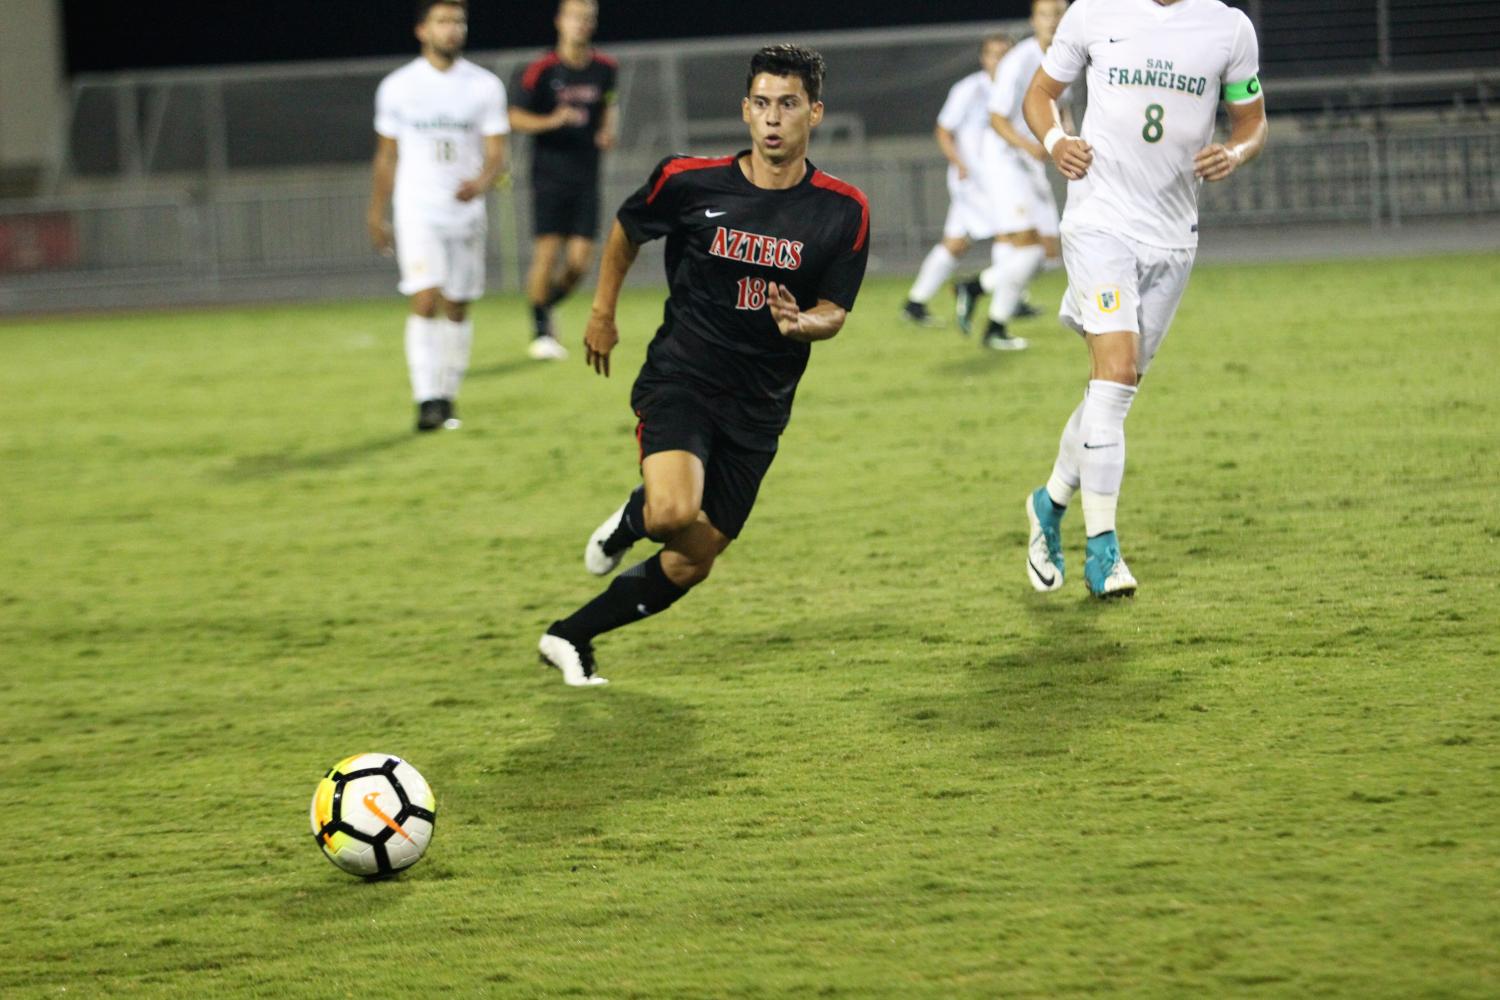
[1046, 399, 1086, 508]
[986, 242, 1045, 324]
[439, 317, 473, 401]
[404, 315, 444, 402]
[908, 245, 958, 304]
[1079, 379, 1138, 536]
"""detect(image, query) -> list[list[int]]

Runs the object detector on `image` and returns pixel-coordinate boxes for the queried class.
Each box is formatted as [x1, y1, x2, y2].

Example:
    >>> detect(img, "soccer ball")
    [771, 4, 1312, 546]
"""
[309, 753, 436, 878]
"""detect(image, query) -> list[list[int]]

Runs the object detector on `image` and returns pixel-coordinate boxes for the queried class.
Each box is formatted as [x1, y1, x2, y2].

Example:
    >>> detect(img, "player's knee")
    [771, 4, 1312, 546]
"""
[1097, 362, 1139, 386]
[410, 294, 439, 319]
[443, 301, 468, 322]
[941, 237, 969, 256]
[643, 498, 700, 539]
[670, 554, 714, 588]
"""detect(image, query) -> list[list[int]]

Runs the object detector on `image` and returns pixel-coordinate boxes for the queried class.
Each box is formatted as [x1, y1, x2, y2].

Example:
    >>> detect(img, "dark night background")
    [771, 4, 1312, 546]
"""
[62, 0, 1033, 75]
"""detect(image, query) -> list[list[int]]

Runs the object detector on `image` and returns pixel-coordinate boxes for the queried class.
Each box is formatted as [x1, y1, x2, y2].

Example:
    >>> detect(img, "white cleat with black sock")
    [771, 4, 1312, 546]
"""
[538, 633, 608, 687]
[585, 498, 632, 576]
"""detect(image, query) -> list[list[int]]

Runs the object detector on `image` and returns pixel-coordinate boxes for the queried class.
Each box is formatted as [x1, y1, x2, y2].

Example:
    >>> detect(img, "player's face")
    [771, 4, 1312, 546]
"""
[417, 4, 468, 59]
[742, 73, 824, 165]
[556, 1, 597, 47]
[980, 39, 1011, 77]
[1031, 0, 1067, 49]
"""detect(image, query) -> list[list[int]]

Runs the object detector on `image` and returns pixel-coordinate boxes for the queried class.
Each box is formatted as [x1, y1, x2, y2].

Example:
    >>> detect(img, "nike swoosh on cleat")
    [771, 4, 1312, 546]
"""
[1028, 559, 1056, 587]
[1082, 442, 1118, 450]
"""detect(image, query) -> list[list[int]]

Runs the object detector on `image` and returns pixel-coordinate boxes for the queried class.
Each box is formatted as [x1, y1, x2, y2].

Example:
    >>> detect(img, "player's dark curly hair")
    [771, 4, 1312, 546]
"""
[746, 45, 827, 103]
[415, 0, 465, 24]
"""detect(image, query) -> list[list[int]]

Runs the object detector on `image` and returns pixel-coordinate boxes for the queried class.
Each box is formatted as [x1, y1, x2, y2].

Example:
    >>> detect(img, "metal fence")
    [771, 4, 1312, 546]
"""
[3, 125, 1497, 313]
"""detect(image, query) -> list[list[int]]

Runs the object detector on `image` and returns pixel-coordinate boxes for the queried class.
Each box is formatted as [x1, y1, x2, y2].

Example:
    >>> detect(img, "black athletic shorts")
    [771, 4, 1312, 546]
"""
[531, 178, 600, 238]
[630, 380, 778, 540]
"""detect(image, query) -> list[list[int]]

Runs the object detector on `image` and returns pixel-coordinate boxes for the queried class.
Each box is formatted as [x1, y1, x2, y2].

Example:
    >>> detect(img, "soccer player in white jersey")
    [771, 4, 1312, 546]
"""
[1021, 0, 1267, 597]
[902, 34, 1012, 329]
[956, 0, 1069, 350]
[368, 0, 510, 432]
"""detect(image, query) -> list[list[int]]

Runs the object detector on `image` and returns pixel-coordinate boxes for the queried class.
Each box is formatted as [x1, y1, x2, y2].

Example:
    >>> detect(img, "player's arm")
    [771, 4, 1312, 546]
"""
[1195, 98, 1267, 182]
[989, 112, 1046, 163]
[508, 105, 585, 134]
[1024, 67, 1092, 181]
[583, 221, 641, 376]
[457, 134, 508, 202]
[767, 287, 846, 343]
[367, 135, 398, 253]
[595, 102, 619, 151]
[934, 124, 967, 179]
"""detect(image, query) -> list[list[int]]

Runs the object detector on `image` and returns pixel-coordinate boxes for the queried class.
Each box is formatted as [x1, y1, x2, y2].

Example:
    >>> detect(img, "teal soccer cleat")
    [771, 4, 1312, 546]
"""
[1025, 487, 1066, 592]
[1084, 531, 1137, 599]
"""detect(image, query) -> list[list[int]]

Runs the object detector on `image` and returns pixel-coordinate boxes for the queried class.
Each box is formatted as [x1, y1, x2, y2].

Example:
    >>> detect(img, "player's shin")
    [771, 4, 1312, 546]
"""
[909, 245, 959, 304]
[439, 317, 473, 400]
[986, 242, 1045, 323]
[551, 551, 689, 644]
[1046, 399, 1086, 508]
[404, 315, 444, 402]
[1078, 380, 1137, 536]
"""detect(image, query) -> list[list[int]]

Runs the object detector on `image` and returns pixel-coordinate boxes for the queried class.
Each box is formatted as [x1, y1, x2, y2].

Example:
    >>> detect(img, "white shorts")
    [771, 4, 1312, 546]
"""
[395, 215, 487, 301]
[1058, 225, 1196, 375]
[942, 167, 996, 241]
[981, 151, 1061, 238]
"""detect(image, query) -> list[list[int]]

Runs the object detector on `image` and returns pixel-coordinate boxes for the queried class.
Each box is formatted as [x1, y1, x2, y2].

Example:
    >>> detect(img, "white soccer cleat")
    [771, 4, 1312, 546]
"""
[1025, 488, 1065, 593]
[585, 498, 631, 575]
[538, 632, 608, 687]
[528, 335, 568, 361]
[1084, 532, 1137, 599]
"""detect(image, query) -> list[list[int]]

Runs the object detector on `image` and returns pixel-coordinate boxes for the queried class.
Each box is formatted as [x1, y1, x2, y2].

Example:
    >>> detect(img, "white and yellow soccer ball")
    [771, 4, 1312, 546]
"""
[309, 754, 436, 878]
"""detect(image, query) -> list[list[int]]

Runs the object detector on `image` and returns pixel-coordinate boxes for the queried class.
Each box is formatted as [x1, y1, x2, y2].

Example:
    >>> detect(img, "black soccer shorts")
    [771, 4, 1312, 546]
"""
[531, 178, 600, 238]
[630, 381, 777, 540]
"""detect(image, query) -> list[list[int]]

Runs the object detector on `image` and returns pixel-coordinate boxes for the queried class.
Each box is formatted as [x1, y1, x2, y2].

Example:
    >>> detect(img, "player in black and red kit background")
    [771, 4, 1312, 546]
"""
[537, 44, 871, 686]
[509, 0, 618, 361]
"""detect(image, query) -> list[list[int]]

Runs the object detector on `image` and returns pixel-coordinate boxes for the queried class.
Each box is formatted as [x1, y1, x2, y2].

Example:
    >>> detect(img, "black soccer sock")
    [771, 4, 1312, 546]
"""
[531, 304, 550, 338]
[544, 284, 569, 308]
[602, 485, 648, 556]
[550, 552, 689, 644]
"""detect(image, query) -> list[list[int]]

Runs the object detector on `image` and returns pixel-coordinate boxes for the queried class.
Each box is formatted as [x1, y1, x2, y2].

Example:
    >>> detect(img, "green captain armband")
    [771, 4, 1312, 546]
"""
[1223, 76, 1263, 103]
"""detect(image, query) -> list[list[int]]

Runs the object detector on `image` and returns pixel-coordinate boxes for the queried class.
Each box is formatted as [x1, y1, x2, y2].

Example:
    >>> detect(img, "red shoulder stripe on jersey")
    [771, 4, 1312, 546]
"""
[810, 171, 871, 252]
[645, 155, 736, 205]
[593, 50, 618, 68]
[521, 52, 561, 91]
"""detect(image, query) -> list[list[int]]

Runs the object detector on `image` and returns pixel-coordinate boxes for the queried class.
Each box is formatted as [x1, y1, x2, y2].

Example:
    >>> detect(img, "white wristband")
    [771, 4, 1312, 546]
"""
[1043, 126, 1068, 155]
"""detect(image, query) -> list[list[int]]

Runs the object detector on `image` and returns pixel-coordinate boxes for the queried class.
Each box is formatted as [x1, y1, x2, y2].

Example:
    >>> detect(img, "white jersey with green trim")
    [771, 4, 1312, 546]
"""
[1042, 0, 1261, 249]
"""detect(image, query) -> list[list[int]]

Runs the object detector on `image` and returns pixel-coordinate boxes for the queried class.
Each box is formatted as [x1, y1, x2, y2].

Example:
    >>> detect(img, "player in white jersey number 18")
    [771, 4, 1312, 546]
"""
[1018, 0, 1267, 598]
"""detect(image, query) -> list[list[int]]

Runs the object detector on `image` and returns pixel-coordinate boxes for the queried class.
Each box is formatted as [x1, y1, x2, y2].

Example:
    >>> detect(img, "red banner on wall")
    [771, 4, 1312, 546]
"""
[0, 213, 79, 272]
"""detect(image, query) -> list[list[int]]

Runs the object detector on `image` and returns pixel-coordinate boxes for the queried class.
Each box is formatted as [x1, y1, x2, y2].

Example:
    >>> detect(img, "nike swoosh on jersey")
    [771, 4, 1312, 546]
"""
[704, 209, 727, 218]
[1108, 37, 1128, 43]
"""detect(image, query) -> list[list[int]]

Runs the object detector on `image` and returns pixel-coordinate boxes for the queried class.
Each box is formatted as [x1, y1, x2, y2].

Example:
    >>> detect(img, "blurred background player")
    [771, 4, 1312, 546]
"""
[509, 0, 618, 361]
[1022, 0, 1267, 597]
[975, 0, 1069, 346]
[537, 45, 870, 686]
[955, 0, 1070, 351]
[368, 0, 509, 432]
[901, 34, 1012, 329]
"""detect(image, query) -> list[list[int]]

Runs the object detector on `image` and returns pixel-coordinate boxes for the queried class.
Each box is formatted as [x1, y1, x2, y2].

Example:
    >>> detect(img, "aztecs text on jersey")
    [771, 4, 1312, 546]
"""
[617, 152, 870, 433]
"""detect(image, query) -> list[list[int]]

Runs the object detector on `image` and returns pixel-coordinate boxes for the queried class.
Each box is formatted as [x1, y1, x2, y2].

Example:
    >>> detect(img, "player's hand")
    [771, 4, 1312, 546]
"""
[955, 162, 969, 181]
[367, 215, 394, 256]
[1194, 143, 1242, 182]
[550, 105, 587, 129]
[1051, 136, 1093, 180]
[584, 309, 619, 377]
[767, 282, 802, 337]
[454, 179, 486, 202]
[595, 128, 617, 151]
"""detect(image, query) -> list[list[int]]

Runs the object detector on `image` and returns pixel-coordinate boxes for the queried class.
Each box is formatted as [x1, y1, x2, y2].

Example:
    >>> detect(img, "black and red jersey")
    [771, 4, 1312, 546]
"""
[513, 49, 617, 182]
[618, 151, 871, 436]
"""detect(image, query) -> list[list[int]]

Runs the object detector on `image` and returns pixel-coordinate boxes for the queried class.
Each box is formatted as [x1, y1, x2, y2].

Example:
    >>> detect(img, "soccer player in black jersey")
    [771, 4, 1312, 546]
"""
[509, 0, 618, 361]
[537, 44, 871, 686]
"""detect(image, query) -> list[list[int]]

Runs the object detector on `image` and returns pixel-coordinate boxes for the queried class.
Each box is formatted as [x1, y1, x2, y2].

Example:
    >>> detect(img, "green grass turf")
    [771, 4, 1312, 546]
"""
[1, 254, 1497, 998]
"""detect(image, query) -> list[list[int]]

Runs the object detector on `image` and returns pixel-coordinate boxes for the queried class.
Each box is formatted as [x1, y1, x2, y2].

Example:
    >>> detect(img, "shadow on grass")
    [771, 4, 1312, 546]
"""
[467, 357, 535, 381]
[219, 432, 415, 480]
[932, 349, 1029, 379]
[893, 596, 1163, 758]
[483, 688, 719, 848]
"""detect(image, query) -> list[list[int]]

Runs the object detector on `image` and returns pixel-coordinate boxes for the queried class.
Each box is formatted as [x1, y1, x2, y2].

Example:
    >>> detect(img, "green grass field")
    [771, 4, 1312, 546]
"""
[2, 254, 1497, 997]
